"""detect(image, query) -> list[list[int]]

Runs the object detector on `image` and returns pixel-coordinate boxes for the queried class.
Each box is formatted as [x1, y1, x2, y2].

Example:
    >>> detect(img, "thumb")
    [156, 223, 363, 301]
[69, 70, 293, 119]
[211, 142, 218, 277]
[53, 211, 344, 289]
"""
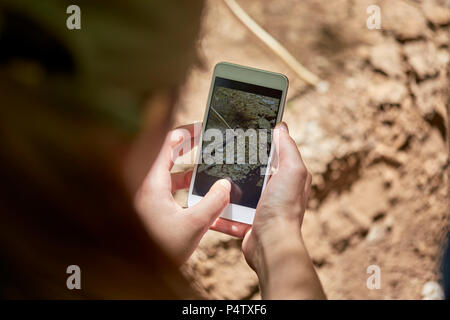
[186, 179, 231, 227]
[273, 122, 303, 167]
[270, 122, 307, 185]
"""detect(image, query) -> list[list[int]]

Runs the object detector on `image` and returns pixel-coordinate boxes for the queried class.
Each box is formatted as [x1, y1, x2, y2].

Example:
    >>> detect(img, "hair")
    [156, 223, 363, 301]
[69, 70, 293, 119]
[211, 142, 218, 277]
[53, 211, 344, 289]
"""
[0, 0, 204, 298]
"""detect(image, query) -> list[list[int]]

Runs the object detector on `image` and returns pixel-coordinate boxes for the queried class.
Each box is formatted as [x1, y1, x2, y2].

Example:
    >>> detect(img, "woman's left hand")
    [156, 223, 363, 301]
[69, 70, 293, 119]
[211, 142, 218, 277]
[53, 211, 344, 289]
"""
[135, 123, 248, 265]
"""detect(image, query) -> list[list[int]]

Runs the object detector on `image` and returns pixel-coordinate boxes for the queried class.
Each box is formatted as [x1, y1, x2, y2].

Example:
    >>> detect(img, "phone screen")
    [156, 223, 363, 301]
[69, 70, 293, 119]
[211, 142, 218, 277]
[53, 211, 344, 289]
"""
[193, 77, 282, 209]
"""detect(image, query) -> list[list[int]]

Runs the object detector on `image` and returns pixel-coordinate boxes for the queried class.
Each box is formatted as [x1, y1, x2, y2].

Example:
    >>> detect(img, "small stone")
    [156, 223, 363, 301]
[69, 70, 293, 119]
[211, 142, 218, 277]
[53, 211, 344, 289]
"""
[434, 29, 449, 47]
[369, 41, 404, 78]
[371, 144, 406, 167]
[422, 0, 450, 25]
[381, 1, 428, 40]
[382, 169, 396, 187]
[421, 281, 444, 300]
[404, 42, 440, 80]
[424, 159, 440, 176]
[368, 80, 407, 106]
[366, 224, 386, 243]
[410, 75, 448, 121]
[316, 81, 329, 94]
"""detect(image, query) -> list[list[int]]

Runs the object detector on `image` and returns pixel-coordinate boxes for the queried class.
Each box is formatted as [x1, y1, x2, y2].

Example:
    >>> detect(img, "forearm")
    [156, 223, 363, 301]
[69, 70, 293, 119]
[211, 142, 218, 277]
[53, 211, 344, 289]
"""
[253, 220, 326, 300]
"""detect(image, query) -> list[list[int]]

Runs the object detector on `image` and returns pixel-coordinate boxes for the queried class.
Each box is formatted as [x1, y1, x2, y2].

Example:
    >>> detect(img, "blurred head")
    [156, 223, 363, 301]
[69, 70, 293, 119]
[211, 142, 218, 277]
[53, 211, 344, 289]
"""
[0, 0, 204, 298]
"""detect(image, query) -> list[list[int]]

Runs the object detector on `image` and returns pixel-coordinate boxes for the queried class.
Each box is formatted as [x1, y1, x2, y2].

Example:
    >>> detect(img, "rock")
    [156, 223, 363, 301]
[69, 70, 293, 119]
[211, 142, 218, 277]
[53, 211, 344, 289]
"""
[319, 207, 359, 247]
[197, 259, 214, 276]
[421, 281, 444, 300]
[369, 41, 404, 78]
[410, 74, 448, 121]
[381, 1, 428, 40]
[366, 224, 387, 243]
[434, 29, 449, 48]
[422, 0, 450, 25]
[404, 41, 441, 80]
[370, 144, 407, 167]
[368, 80, 407, 106]
[382, 168, 397, 188]
[425, 158, 442, 177]
[316, 81, 329, 93]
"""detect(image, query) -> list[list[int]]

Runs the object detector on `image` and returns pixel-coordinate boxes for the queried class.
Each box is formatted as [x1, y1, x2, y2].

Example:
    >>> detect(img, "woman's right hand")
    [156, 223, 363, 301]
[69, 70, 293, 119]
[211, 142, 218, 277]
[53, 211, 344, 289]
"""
[242, 122, 326, 299]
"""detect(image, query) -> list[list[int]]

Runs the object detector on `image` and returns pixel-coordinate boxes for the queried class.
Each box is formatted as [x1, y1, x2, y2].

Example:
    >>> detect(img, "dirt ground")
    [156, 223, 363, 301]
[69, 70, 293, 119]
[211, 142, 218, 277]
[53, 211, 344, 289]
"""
[172, 0, 450, 299]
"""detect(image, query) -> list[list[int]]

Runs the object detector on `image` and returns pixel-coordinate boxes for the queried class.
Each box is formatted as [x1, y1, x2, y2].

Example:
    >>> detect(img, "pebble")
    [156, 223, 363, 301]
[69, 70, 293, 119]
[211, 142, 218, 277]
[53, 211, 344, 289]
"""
[421, 281, 444, 300]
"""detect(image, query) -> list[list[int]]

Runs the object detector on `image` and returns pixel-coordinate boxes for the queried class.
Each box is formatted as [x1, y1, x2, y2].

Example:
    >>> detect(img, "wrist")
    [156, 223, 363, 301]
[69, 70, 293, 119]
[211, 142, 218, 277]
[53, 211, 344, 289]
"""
[250, 219, 325, 299]
[257, 217, 302, 247]
[251, 218, 305, 278]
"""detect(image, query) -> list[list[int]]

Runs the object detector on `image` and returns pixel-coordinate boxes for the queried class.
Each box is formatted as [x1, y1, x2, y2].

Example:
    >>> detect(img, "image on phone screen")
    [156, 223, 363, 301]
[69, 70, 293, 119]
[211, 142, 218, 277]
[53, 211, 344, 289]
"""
[193, 77, 282, 209]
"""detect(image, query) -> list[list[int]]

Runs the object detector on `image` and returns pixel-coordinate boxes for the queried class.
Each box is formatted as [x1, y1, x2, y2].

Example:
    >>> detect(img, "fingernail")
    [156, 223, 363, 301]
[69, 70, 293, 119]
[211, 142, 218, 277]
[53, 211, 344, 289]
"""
[218, 179, 231, 192]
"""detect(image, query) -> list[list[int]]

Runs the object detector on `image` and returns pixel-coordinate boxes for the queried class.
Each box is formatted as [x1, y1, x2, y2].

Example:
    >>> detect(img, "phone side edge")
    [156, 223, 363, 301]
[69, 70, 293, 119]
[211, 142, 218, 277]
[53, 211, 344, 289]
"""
[260, 73, 289, 199]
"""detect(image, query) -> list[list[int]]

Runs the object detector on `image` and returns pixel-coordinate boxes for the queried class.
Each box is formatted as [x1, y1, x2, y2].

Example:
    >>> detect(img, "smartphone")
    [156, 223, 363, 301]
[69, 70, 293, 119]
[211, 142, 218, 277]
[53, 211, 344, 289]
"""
[187, 62, 288, 225]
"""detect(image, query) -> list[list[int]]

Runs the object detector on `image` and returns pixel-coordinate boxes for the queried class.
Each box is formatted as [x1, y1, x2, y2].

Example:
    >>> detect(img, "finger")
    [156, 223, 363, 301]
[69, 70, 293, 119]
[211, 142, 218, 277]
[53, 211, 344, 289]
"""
[154, 122, 202, 173]
[173, 122, 202, 140]
[171, 170, 193, 193]
[274, 122, 304, 164]
[165, 130, 194, 169]
[270, 122, 308, 187]
[169, 122, 203, 157]
[170, 136, 199, 167]
[170, 122, 203, 159]
[210, 217, 251, 238]
[229, 179, 243, 203]
[185, 179, 231, 227]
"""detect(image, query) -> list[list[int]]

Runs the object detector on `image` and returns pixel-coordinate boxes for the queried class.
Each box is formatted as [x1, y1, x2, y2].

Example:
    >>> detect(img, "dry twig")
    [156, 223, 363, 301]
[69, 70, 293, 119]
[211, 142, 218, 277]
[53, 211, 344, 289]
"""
[223, 0, 328, 92]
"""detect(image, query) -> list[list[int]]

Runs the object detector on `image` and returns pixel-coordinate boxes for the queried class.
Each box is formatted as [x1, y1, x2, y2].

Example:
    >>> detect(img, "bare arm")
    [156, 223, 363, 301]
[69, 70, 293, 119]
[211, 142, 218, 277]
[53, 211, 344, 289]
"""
[242, 122, 326, 299]
[249, 221, 325, 299]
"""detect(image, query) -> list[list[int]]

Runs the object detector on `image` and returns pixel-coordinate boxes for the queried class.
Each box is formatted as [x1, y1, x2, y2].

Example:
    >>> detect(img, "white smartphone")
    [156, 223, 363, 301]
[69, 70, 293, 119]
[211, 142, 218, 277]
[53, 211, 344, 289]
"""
[187, 62, 288, 225]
